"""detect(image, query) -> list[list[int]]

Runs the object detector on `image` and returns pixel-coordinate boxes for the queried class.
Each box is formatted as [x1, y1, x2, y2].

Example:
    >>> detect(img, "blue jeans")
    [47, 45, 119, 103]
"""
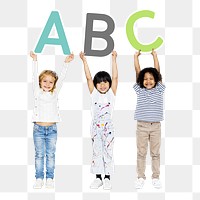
[33, 123, 57, 179]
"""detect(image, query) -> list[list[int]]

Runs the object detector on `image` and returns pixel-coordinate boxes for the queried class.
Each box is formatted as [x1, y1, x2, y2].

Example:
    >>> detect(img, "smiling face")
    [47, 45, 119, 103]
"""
[143, 72, 156, 89]
[96, 81, 110, 94]
[40, 75, 56, 92]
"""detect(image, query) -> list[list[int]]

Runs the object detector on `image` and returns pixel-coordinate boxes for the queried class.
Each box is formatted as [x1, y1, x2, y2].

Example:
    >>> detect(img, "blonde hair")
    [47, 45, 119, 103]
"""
[39, 70, 58, 92]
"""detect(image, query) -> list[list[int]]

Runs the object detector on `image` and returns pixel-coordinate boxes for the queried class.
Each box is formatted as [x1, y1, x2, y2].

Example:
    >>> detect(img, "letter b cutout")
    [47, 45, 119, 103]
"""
[84, 13, 115, 57]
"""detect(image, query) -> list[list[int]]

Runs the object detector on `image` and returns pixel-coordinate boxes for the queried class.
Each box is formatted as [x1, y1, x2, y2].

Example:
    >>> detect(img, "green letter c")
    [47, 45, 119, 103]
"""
[126, 10, 163, 52]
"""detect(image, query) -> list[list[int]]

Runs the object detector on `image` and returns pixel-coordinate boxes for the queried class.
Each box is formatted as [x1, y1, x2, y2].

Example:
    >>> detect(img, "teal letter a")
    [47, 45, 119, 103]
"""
[35, 11, 70, 55]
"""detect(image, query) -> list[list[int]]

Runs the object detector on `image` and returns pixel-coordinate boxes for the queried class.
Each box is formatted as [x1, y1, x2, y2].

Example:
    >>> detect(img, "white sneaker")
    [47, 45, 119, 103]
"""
[90, 178, 103, 189]
[33, 178, 44, 189]
[135, 178, 145, 189]
[45, 178, 54, 189]
[152, 178, 162, 189]
[103, 178, 112, 190]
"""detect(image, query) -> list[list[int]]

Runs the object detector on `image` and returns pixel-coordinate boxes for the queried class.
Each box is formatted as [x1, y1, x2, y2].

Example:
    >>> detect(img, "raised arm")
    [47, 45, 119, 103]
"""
[151, 49, 160, 73]
[111, 50, 118, 95]
[134, 50, 141, 80]
[30, 51, 39, 90]
[79, 51, 94, 94]
[56, 53, 74, 93]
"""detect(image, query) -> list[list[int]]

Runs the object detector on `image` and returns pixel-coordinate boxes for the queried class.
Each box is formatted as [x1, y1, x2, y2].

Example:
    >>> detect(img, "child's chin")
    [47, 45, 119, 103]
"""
[145, 86, 153, 89]
[98, 89, 108, 94]
[43, 88, 51, 92]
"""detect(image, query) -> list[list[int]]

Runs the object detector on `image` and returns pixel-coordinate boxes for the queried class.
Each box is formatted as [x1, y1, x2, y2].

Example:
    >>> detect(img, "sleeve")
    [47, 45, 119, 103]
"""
[91, 87, 97, 97]
[55, 62, 69, 93]
[32, 61, 39, 92]
[109, 88, 115, 97]
[133, 83, 141, 94]
[90, 88, 97, 107]
[156, 82, 166, 94]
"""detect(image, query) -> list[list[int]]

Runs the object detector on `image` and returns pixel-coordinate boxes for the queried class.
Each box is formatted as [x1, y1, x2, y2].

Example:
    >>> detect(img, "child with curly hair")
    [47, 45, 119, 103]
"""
[134, 50, 165, 189]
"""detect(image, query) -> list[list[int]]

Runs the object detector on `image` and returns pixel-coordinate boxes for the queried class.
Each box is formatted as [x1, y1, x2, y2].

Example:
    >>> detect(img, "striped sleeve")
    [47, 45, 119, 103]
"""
[133, 83, 141, 94]
[156, 82, 166, 94]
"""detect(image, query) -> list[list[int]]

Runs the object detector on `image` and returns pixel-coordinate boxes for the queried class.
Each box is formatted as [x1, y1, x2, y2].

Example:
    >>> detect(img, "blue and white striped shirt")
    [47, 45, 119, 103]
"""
[133, 82, 165, 122]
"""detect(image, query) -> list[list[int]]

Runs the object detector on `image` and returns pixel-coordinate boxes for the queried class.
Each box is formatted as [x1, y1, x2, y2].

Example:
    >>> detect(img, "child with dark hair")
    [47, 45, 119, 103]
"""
[93, 71, 112, 89]
[134, 50, 165, 189]
[79, 51, 118, 190]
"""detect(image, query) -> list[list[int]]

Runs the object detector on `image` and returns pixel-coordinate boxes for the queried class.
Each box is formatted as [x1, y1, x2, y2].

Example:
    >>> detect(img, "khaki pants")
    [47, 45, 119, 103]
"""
[136, 121, 161, 179]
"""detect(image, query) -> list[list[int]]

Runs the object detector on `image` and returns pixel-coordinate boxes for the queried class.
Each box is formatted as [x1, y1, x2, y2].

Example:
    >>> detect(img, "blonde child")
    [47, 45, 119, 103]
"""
[30, 51, 74, 189]
[80, 51, 118, 190]
[134, 50, 165, 189]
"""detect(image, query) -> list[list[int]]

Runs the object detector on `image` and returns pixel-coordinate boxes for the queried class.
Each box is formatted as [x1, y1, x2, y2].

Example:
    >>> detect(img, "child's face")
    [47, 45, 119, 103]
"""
[40, 75, 55, 92]
[96, 81, 110, 94]
[143, 72, 155, 89]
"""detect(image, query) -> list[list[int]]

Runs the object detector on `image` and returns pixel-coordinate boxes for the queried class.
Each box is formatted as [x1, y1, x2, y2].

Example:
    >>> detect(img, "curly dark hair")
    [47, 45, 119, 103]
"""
[137, 67, 162, 88]
[93, 71, 112, 89]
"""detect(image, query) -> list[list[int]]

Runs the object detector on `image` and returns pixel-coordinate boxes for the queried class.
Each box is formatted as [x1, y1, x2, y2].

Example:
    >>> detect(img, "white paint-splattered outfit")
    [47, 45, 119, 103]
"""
[90, 88, 115, 175]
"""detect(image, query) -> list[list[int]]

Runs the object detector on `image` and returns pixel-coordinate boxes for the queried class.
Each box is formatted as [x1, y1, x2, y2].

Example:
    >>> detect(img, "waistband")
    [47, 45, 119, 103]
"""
[137, 121, 160, 125]
[34, 122, 57, 129]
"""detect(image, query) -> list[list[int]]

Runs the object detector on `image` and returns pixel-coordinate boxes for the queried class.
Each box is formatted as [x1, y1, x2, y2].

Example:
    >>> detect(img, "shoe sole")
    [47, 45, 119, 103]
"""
[103, 187, 112, 190]
[152, 182, 162, 189]
[33, 186, 43, 189]
[45, 186, 54, 189]
[90, 184, 103, 189]
[135, 187, 143, 189]
[153, 186, 162, 189]
[135, 184, 144, 189]
[90, 186, 103, 189]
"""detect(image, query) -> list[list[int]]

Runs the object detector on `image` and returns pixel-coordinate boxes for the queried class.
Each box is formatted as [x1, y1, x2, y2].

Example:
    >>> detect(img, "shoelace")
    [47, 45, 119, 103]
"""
[136, 180, 143, 186]
[35, 180, 43, 186]
[104, 179, 110, 185]
[153, 180, 160, 185]
[93, 179, 101, 184]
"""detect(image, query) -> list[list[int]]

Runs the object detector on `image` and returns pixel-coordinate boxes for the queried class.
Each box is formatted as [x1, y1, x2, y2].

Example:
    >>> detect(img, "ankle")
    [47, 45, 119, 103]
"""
[96, 174, 102, 180]
[104, 175, 110, 180]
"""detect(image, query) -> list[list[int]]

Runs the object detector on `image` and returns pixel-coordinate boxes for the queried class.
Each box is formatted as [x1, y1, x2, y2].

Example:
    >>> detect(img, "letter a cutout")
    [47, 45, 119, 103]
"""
[35, 11, 70, 55]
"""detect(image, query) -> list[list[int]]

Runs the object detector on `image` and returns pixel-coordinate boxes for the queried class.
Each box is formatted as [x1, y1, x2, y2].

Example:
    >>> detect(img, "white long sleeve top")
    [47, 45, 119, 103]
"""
[32, 61, 68, 122]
